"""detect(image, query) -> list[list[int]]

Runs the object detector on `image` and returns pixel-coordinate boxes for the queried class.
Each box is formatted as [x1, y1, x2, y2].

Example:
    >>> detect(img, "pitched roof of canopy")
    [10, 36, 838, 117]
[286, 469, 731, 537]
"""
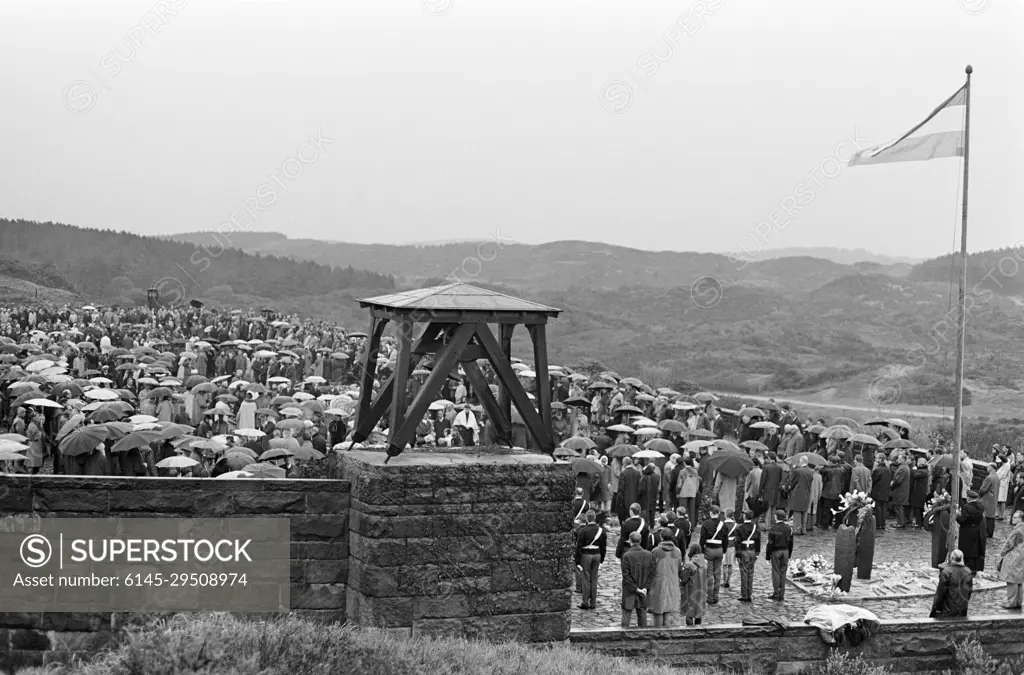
[358, 283, 561, 316]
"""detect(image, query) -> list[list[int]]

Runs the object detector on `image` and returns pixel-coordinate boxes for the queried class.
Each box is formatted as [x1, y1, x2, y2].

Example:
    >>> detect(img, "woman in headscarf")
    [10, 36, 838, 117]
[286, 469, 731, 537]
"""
[596, 455, 613, 513]
[680, 542, 707, 626]
[648, 529, 682, 627]
[997, 510, 1024, 610]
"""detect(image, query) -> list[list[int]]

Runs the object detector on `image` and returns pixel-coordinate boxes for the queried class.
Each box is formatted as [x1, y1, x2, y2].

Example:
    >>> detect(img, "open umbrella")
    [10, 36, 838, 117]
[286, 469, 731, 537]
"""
[292, 446, 325, 461]
[750, 420, 779, 431]
[883, 438, 914, 450]
[57, 414, 86, 440]
[863, 418, 889, 426]
[832, 417, 859, 429]
[553, 447, 579, 459]
[740, 440, 769, 452]
[613, 405, 643, 416]
[688, 428, 716, 439]
[128, 414, 159, 425]
[269, 437, 300, 451]
[886, 418, 911, 430]
[633, 449, 663, 460]
[693, 392, 719, 403]
[850, 433, 882, 447]
[683, 440, 714, 453]
[0, 433, 29, 443]
[0, 449, 28, 462]
[607, 444, 640, 458]
[97, 421, 135, 440]
[243, 462, 287, 478]
[156, 455, 199, 469]
[216, 470, 255, 479]
[633, 427, 661, 437]
[703, 450, 754, 477]
[112, 431, 162, 453]
[564, 396, 591, 408]
[569, 456, 602, 476]
[23, 398, 63, 409]
[785, 452, 828, 468]
[657, 419, 687, 434]
[587, 382, 613, 391]
[737, 406, 765, 418]
[147, 387, 173, 400]
[191, 382, 218, 394]
[712, 439, 741, 453]
[60, 426, 109, 457]
[820, 425, 854, 440]
[806, 424, 826, 435]
[260, 448, 294, 462]
[632, 417, 658, 427]
[645, 438, 678, 455]
[217, 452, 257, 471]
[155, 423, 195, 441]
[84, 388, 119, 401]
[606, 424, 635, 434]
[560, 436, 597, 451]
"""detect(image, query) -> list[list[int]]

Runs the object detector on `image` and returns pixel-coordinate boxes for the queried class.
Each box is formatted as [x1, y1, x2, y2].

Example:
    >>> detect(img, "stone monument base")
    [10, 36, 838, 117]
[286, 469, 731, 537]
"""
[340, 450, 574, 642]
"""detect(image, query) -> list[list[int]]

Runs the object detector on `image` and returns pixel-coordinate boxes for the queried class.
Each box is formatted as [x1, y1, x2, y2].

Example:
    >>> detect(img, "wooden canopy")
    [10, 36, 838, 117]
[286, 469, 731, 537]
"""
[350, 283, 561, 462]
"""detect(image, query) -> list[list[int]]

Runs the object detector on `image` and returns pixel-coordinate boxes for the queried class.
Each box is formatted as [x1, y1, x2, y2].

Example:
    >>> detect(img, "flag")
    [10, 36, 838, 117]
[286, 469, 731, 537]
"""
[849, 85, 966, 166]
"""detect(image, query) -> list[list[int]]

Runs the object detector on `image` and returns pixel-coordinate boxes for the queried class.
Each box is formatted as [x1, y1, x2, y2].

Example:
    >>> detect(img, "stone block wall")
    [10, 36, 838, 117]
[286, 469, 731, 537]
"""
[341, 450, 575, 642]
[0, 475, 350, 672]
[570, 615, 1024, 672]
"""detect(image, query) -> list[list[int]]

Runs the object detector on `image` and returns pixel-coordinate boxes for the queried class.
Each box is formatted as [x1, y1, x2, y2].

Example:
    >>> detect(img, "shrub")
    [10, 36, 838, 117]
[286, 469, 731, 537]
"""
[805, 651, 889, 675]
[12, 613, 695, 675]
[945, 635, 1024, 675]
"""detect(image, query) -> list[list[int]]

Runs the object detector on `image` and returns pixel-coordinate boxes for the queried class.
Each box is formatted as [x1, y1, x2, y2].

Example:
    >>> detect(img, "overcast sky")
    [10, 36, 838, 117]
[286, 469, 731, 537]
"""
[1, 0, 1020, 259]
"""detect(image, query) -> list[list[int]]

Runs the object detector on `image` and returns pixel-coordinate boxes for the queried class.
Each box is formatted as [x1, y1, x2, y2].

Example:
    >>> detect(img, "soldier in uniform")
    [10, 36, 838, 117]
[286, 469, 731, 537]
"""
[616, 503, 653, 558]
[699, 504, 728, 604]
[766, 509, 794, 601]
[574, 510, 606, 611]
[721, 508, 739, 589]
[734, 510, 761, 602]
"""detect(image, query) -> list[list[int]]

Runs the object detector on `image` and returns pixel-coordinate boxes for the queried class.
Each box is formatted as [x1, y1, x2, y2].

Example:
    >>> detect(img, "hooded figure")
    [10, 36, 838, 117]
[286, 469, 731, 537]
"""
[238, 389, 258, 430]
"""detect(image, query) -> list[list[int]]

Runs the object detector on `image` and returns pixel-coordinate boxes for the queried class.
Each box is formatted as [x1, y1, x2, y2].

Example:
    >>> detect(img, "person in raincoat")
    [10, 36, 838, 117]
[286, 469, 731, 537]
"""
[647, 531, 682, 627]
[680, 542, 707, 625]
[714, 469, 738, 517]
[997, 510, 1024, 609]
[25, 410, 46, 474]
[595, 456, 613, 513]
[784, 458, 815, 535]
[237, 389, 258, 430]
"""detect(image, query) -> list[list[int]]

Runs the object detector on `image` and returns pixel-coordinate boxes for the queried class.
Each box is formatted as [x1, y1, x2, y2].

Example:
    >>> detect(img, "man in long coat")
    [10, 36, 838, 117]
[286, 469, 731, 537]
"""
[871, 454, 892, 530]
[891, 455, 912, 528]
[957, 491, 987, 573]
[979, 463, 1000, 538]
[620, 531, 655, 628]
[785, 459, 815, 535]
[637, 463, 661, 529]
[930, 549, 974, 617]
[615, 456, 642, 522]
[758, 452, 784, 526]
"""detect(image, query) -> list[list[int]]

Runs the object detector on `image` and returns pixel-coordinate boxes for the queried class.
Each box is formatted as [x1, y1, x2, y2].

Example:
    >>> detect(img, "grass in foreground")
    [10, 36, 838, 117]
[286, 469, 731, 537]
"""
[14, 614, 702, 675]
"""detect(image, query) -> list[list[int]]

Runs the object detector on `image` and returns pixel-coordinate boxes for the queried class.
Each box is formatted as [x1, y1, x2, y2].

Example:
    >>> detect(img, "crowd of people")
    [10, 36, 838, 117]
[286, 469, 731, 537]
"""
[3, 300, 1024, 621]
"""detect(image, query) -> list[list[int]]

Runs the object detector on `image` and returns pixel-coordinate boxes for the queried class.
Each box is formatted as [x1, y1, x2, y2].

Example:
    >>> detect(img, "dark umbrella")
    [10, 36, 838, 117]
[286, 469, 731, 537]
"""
[60, 426, 110, 457]
[738, 406, 765, 418]
[564, 396, 591, 408]
[657, 419, 687, 434]
[613, 404, 643, 415]
[553, 447, 579, 459]
[155, 423, 195, 441]
[645, 438, 678, 455]
[785, 452, 828, 468]
[688, 428, 716, 439]
[217, 452, 257, 471]
[96, 421, 135, 440]
[560, 436, 597, 451]
[88, 407, 123, 423]
[51, 382, 85, 399]
[112, 431, 163, 453]
[703, 450, 755, 477]
[607, 444, 640, 458]
[148, 386, 173, 400]
[883, 438, 914, 450]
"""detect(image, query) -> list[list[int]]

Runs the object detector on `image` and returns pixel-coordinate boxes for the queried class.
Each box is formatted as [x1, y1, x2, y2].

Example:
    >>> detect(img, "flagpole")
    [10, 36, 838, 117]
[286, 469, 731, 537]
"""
[946, 64, 972, 554]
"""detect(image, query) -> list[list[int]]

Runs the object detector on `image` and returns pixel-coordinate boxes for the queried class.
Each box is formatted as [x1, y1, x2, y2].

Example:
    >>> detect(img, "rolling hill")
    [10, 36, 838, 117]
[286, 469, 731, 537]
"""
[7, 222, 1023, 415]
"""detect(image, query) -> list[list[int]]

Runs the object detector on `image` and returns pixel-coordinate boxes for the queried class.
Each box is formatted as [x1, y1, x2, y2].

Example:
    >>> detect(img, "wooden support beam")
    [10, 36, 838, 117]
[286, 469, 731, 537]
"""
[528, 323, 552, 436]
[387, 323, 476, 458]
[474, 323, 554, 454]
[387, 320, 415, 455]
[498, 324, 514, 441]
[462, 360, 510, 444]
[353, 314, 388, 438]
[353, 322, 436, 442]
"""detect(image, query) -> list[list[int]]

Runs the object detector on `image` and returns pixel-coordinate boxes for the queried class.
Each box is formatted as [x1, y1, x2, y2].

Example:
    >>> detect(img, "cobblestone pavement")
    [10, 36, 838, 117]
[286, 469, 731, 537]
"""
[571, 519, 1018, 630]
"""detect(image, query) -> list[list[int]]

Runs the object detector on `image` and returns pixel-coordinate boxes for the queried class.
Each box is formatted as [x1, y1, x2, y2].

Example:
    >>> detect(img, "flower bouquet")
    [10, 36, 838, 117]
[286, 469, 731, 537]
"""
[812, 574, 848, 602]
[790, 554, 829, 579]
[833, 491, 876, 527]
[924, 491, 951, 527]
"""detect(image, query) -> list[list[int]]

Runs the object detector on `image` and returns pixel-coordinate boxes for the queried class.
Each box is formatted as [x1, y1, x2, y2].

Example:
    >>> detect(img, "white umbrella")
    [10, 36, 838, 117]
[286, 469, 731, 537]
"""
[292, 392, 314, 401]
[156, 456, 199, 469]
[88, 376, 113, 385]
[23, 398, 63, 409]
[750, 421, 779, 430]
[633, 449, 663, 459]
[268, 376, 291, 385]
[216, 470, 254, 479]
[137, 377, 159, 385]
[304, 376, 327, 384]
[128, 414, 159, 425]
[429, 399, 453, 411]
[633, 427, 661, 437]
[632, 417, 658, 427]
[25, 360, 56, 372]
[84, 388, 119, 401]
[233, 428, 266, 438]
[255, 350, 277, 358]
